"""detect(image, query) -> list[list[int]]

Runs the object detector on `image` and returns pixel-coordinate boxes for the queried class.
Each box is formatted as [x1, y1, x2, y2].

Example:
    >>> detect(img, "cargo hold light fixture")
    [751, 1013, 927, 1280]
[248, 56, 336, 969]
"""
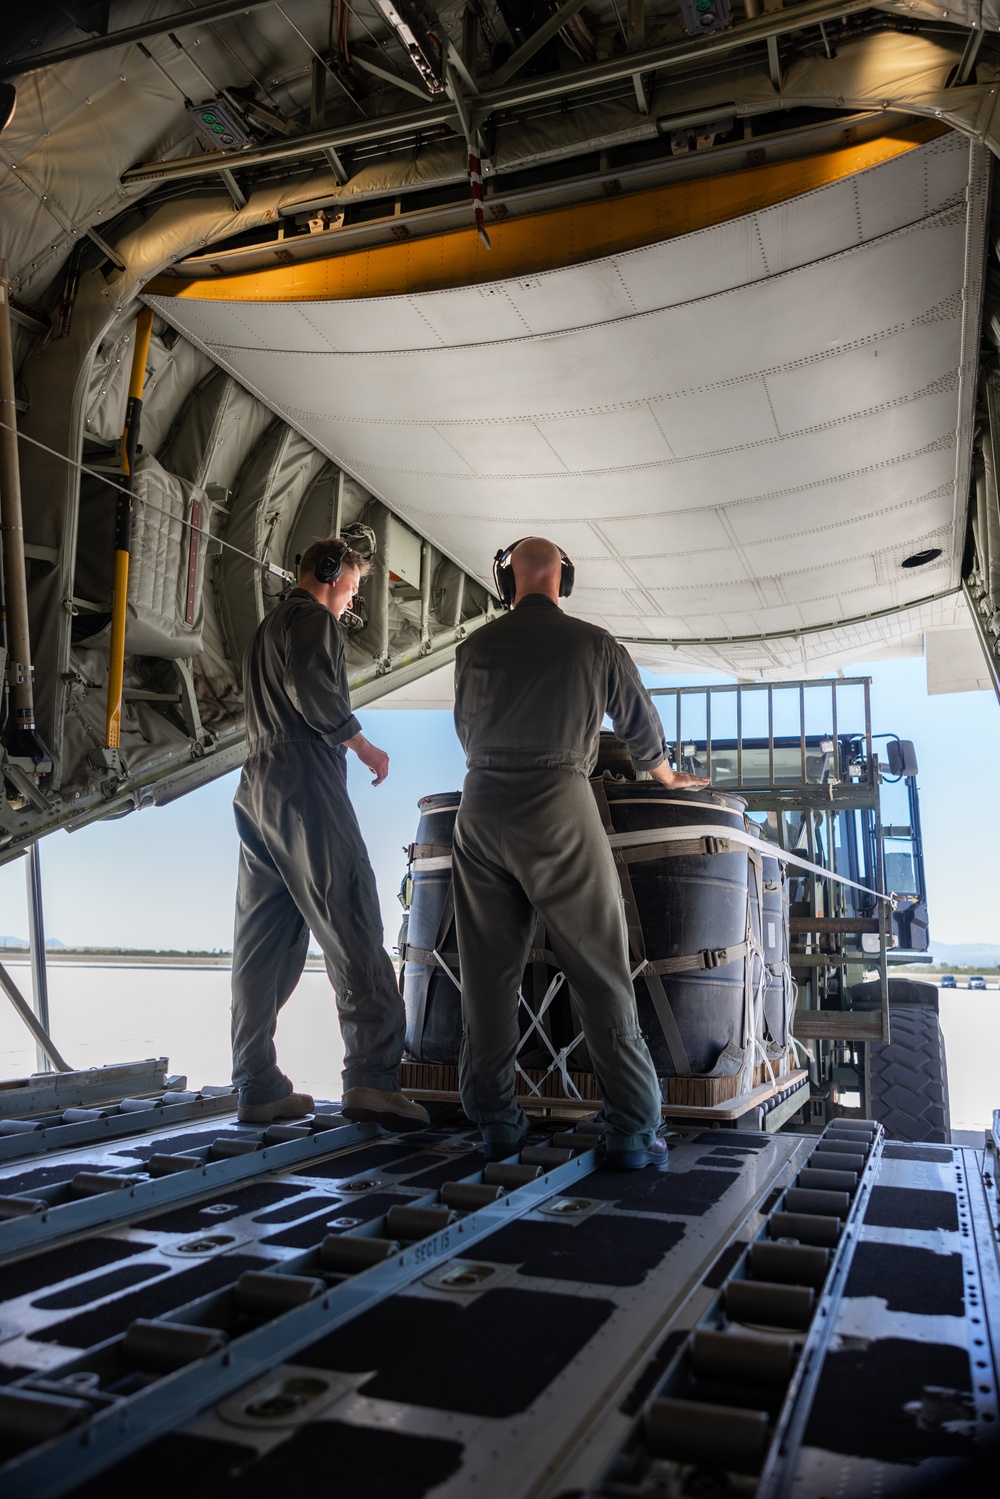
[186, 97, 253, 151]
[374, 0, 446, 94]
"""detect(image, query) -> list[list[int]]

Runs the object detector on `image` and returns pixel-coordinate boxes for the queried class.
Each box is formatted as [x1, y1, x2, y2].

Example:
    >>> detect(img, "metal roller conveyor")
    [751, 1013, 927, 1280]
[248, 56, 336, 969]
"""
[3, 1111, 991, 1499]
[0, 1137, 600, 1499]
[120, 1320, 229, 1373]
[0, 1117, 377, 1258]
[0, 1089, 239, 1166]
[748, 1241, 830, 1288]
[593, 1121, 884, 1494]
[795, 1167, 859, 1193]
[319, 1236, 401, 1273]
[724, 1278, 815, 1330]
[484, 1162, 544, 1187]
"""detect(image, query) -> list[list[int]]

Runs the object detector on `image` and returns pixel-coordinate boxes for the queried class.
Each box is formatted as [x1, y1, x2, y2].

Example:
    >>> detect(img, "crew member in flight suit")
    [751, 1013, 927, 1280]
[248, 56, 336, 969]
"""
[452, 537, 709, 1168]
[230, 536, 429, 1131]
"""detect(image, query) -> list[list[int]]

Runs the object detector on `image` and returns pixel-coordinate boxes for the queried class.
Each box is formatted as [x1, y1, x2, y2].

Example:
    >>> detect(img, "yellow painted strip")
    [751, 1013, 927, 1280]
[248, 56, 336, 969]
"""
[151, 122, 945, 304]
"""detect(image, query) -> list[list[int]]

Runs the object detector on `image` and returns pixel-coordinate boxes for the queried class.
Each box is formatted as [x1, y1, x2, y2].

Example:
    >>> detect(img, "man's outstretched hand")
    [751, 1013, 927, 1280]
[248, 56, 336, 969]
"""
[345, 732, 390, 786]
[649, 763, 711, 790]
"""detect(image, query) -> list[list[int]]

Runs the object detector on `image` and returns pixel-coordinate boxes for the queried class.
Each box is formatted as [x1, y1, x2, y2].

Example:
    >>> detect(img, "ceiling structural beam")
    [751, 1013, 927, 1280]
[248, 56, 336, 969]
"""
[444, 60, 482, 154]
[461, 6, 479, 78]
[445, 34, 480, 96]
[84, 227, 126, 269]
[310, 55, 327, 128]
[628, 0, 649, 112]
[322, 146, 350, 184]
[219, 167, 247, 208]
[486, 0, 592, 88]
[351, 44, 434, 102]
[954, 25, 983, 88]
[0, 0, 281, 78]
[121, 0, 876, 186]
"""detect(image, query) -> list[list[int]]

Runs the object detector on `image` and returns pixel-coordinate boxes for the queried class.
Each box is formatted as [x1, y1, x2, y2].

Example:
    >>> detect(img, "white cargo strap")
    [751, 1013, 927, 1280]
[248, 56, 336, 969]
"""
[603, 824, 896, 904]
[414, 827, 894, 903]
[742, 846, 771, 1096]
[432, 948, 462, 993]
[515, 971, 586, 1101]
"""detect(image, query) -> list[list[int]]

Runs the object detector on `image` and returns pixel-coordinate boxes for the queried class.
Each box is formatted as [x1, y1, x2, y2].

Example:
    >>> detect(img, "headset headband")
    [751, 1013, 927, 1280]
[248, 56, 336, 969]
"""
[492, 537, 575, 610]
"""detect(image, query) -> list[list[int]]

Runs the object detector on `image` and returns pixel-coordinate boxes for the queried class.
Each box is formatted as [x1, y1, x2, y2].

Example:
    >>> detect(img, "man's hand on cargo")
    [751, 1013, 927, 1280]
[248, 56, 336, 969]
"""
[649, 763, 711, 790]
[345, 732, 390, 786]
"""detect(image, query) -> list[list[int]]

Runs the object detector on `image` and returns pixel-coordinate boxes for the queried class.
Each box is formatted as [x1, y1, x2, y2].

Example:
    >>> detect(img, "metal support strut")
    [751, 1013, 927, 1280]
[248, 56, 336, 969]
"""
[104, 306, 154, 752]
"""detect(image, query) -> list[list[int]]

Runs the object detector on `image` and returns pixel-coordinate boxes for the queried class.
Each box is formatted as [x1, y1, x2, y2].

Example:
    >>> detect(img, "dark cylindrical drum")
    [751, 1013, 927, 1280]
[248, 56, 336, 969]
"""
[403, 782, 755, 1087]
[402, 792, 463, 1063]
[600, 781, 751, 1078]
[402, 791, 582, 1067]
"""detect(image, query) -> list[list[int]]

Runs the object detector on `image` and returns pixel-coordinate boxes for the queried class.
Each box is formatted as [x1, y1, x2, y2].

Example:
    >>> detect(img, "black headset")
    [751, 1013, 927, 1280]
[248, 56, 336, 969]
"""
[313, 539, 352, 585]
[492, 537, 575, 610]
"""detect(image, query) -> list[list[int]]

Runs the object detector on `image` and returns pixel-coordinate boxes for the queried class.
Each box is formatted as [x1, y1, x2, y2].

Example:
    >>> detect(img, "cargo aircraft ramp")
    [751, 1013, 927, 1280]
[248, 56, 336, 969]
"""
[0, 1102, 996, 1499]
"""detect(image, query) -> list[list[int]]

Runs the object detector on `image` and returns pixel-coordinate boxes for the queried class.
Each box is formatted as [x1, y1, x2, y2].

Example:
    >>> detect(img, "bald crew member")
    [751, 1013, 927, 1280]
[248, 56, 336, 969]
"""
[452, 537, 709, 1169]
[230, 535, 429, 1133]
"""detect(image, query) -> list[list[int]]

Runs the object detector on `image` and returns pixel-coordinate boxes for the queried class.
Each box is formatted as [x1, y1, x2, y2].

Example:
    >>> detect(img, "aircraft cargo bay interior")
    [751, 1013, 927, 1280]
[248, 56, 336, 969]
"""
[0, 2, 998, 1497]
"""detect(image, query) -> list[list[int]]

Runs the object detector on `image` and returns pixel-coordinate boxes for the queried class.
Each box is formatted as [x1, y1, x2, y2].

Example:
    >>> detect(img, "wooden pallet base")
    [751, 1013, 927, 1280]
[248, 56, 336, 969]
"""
[399, 1059, 808, 1123]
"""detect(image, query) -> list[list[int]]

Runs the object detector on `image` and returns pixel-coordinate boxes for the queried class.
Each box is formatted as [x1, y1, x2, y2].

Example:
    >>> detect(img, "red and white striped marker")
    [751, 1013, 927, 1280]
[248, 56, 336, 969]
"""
[468, 149, 491, 250]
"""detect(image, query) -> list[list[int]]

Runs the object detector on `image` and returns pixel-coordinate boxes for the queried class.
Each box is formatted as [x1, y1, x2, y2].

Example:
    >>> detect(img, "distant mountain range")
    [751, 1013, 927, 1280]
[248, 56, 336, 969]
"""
[0, 936, 64, 949]
[928, 941, 1000, 968]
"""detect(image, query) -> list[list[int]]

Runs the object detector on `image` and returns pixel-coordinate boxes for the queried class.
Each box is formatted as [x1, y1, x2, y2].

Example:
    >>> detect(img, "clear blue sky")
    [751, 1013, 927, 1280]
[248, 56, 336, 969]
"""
[0, 656, 996, 952]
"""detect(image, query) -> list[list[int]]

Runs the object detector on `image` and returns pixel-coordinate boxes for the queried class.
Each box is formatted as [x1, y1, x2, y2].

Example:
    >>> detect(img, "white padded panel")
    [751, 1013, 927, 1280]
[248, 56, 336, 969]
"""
[149, 132, 987, 677]
[535, 407, 673, 470]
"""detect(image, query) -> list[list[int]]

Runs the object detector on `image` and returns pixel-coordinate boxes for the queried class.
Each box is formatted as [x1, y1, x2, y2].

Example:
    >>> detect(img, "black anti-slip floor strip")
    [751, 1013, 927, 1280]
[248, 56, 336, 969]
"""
[139, 1182, 310, 1234]
[863, 1185, 960, 1231]
[0, 1238, 154, 1304]
[69, 1424, 466, 1499]
[29, 1254, 269, 1348]
[298, 1286, 617, 1417]
[461, 1214, 686, 1286]
[580, 1167, 740, 1215]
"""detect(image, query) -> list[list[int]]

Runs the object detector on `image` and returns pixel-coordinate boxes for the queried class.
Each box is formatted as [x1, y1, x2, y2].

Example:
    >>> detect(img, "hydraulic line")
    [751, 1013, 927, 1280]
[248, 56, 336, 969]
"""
[0, 261, 42, 760]
[104, 307, 154, 751]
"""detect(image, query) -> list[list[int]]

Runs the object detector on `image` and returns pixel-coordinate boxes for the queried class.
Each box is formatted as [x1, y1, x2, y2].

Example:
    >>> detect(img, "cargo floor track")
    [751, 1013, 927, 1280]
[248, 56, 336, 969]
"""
[0, 1105, 996, 1499]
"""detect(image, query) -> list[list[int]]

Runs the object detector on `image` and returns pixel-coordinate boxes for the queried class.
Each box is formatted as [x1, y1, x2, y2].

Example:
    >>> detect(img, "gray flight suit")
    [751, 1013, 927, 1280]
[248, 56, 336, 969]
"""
[452, 594, 665, 1150]
[231, 588, 405, 1108]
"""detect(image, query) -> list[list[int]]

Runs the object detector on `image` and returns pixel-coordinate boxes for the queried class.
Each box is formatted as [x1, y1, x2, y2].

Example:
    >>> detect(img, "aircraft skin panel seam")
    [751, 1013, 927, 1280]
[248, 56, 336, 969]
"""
[151, 203, 968, 356]
[263, 391, 959, 470]
[148, 125, 947, 305]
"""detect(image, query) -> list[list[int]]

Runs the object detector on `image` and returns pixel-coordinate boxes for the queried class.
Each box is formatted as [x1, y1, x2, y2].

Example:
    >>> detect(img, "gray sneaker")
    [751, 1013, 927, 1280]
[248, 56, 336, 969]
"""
[341, 1087, 430, 1132]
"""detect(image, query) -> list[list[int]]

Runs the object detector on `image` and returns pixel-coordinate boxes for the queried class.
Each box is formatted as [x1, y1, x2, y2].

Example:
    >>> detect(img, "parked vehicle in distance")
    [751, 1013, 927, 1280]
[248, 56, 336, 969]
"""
[940, 974, 957, 988]
[968, 975, 987, 990]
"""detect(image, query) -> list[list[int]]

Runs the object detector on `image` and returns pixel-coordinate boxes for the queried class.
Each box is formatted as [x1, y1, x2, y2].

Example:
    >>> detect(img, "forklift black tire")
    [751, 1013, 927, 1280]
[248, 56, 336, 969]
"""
[867, 1006, 951, 1145]
[850, 977, 939, 1013]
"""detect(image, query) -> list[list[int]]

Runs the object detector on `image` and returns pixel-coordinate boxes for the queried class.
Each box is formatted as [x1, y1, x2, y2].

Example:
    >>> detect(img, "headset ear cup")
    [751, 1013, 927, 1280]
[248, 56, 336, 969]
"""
[316, 543, 346, 585]
[560, 559, 575, 598]
[493, 545, 517, 609]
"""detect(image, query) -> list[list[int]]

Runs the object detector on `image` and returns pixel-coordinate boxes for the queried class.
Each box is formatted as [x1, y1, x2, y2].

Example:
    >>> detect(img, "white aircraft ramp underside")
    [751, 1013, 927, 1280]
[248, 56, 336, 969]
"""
[149, 129, 989, 681]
